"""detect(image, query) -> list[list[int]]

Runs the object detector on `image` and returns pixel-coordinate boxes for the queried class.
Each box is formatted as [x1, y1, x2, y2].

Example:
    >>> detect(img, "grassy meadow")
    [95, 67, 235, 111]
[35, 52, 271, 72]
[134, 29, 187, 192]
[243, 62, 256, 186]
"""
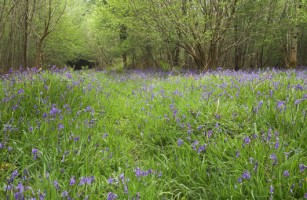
[0, 68, 306, 199]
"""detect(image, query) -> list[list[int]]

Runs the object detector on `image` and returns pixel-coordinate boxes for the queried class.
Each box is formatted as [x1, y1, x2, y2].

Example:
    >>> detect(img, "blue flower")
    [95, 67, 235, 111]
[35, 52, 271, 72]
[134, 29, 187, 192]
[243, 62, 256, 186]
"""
[242, 170, 251, 180]
[18, 89, 24, 94]
[62, 190, 68, 197]
[107, 192, 118, 200]
[32, 148, 38, 160]
[269, 185, 274, 194]
[283, 170, 289, 177]
[70, 176, 76, 186]
[299, 164, 306, 173]
[197, 144, 206, 154]
[243, 137, 251, 145]
[58, 123, 64, 131]
[53, 180, 59, 190]
[107, 177, 113, 184]
[177, 139, 184, 147]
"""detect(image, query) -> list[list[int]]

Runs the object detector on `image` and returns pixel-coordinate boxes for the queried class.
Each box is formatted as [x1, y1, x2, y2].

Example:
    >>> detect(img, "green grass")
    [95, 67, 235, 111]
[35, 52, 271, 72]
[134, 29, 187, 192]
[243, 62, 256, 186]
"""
[0, 69, 306, 199]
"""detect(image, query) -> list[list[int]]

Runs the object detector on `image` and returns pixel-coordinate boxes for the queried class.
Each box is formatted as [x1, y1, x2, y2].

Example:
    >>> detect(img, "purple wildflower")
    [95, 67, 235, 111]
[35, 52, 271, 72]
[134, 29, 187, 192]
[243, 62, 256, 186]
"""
[283, 170, 289, 177]
[269, 185, 274, 194]
[207, 130, 213, 138]
[270, 154, 277, 164]
[107, 177, 113, 184]
[243, 136, 251, 145]
[197, 144, 206, 154]
[11, 170, 18, 181]
[18, 89, 24, 94]
[53, 180, 59, 190]
[192, 140, 199, 150]
[58, 123, 64, 131]
[66, 73, 72, 79]
[124, 185, 128, 194]
[120, 173, 125, 183]
[50, 106, 61, 116]
[39, 192, 46, 200]
[0, 142, 3, 149]
[299, 164, 306, 173]
[62, 190, 68, 197]
[177, 138, 184, 147]
[274, 141, 279, 149]
[242, 170, 251, 180]
[295, 99, 303, 105]
[16, 182, 24, 193]
[304, 193, 307, 199]
[32, 148, 38, 160]
[277, 101, 286, 111]
[70, 176, 76, 186]
[4, 184, 12, 191]
[107, 192, 118, 200]
[79, 176, 94, 185]
[295, 84, 303, 91]
[238, 177, 242, 183]
[8, 146, 13, 151]
[236, 151, 240, 158]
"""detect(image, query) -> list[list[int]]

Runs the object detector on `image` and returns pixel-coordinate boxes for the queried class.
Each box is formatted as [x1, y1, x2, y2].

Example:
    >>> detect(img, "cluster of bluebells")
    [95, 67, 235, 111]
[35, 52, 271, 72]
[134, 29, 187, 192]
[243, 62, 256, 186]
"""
[238, 170, 251, 183]
[1, 68, 307, 200]
[107, 173, 140, 200]
[134, 167, 162, 179]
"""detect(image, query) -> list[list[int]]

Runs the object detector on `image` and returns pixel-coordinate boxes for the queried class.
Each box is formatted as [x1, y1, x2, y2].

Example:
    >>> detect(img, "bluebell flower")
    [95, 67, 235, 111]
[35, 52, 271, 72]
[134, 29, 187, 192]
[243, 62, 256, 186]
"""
[274, 141, 279, 149]
[50, 105, 61, 116]
[197, 144, 206, 154]
[62, 190, 68, 197]
[107, 177, 113, 184]
[242, 170, 251, 180]
[283, 170, 289, 177]
[243, 137, 251, 145]
[16, 182, 24, 193]
[11, 170, 18, 181]
[53, 180, 59, 190]
[124, 185, 128, 194]
[18, 89, 24, 94]
[58, 123, 64, 131]
[299, 164, 306, 173]
[270, 154, 277, 165]
[177, 139, 184, 147]
[70, 176, 76, 186]
[269, 185, 274, 194]
[107, 192, 118, 200]
[32, 148, 38, 160]
[277, 101, 286, 111]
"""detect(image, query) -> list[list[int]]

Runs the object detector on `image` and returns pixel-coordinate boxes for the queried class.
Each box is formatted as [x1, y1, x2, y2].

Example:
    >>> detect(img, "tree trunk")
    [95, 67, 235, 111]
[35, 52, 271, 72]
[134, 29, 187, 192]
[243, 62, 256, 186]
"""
[289, 0, 301, 69]
[35, 40, 43, 68]
[23, 0, 29, 67]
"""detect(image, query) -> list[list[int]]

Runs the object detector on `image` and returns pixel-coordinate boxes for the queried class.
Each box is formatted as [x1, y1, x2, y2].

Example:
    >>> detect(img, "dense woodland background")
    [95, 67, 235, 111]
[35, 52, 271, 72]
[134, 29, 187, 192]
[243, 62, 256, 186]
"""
[0, 0, 307, 72]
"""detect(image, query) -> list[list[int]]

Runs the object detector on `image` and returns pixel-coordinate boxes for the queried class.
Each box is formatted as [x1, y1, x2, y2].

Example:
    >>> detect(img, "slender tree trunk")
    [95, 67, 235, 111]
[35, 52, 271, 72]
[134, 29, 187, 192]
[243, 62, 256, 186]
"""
[35, 40, 43, 68]
[120, 24, 128, 68]
[289, 0, 301, 68]
[289, 27, 299, 68]
[23, 0, 29, 67]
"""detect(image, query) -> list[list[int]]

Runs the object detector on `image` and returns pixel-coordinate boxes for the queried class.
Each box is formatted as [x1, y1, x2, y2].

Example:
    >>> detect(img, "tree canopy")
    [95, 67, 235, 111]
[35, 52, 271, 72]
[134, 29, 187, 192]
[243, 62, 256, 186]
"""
[0, 0, 306, 72]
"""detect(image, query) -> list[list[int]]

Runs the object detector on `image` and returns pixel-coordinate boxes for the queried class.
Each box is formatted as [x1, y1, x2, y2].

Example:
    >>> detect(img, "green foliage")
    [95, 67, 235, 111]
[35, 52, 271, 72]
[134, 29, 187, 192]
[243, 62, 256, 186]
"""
[0, 69, 306, 199]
